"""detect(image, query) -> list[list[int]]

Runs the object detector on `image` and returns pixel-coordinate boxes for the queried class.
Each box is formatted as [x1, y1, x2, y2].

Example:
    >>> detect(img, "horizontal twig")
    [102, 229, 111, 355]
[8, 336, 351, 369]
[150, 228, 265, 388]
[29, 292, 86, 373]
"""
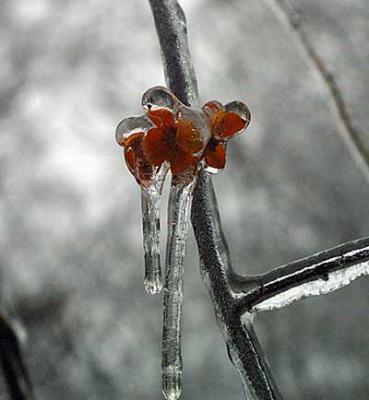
[233, 236, 369, 313]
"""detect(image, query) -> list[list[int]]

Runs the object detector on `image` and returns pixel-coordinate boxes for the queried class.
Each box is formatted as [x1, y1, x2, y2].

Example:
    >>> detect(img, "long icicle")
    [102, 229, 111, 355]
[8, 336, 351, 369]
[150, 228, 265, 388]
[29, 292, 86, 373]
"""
[141, 164, 168, 295]
[162, 178, 195, 400]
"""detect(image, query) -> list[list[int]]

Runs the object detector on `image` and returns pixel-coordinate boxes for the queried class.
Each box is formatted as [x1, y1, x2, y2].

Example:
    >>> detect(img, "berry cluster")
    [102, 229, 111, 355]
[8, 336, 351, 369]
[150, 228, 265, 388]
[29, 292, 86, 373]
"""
[116, 86, 251, 186]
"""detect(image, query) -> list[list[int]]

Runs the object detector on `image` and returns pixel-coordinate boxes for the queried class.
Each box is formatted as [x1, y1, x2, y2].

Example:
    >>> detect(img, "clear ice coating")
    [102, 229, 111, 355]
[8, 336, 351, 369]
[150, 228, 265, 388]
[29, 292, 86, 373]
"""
[254, 260, 369, 312]
[142, 86, 178, 112]
[224, 100, 251, 126]
[162, 179, 195, 400]
[115, 115, 153, 147]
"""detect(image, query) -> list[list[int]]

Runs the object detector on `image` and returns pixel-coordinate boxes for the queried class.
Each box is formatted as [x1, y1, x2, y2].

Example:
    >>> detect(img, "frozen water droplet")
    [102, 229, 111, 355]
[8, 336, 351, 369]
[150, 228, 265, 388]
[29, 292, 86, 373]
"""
[115, 115, 152, 147]
[225, 101, 251, 129]
[162, 366, 182, 400]
[202, 100, 223, 116]
[140, 164, 169, 295]
[142, 86, 178, 112]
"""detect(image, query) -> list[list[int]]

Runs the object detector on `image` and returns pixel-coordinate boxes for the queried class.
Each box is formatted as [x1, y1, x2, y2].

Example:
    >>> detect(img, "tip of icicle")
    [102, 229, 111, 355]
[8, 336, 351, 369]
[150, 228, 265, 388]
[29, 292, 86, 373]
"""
[144, 278, 163, 295]
[162, 383, 181, 400]
[162, 370, 182, 400]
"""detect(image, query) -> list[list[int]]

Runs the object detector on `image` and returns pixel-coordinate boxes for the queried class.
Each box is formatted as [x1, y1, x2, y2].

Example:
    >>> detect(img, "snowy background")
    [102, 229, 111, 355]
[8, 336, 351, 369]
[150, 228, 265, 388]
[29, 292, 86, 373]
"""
[1, 0, 369, 398]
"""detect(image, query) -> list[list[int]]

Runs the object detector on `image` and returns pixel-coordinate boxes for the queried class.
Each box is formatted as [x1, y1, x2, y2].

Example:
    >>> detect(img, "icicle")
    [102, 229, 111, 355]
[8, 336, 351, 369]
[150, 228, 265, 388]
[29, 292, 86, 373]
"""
[141, 188, 162, 294]
[116, 106, 171, 295]
[162, 178, 196, 400]
[141, 164, 168, 295]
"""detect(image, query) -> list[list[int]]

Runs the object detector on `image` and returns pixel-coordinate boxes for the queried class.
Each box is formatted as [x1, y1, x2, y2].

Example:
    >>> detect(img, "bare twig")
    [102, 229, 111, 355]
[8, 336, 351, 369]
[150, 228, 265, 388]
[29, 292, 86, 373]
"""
[269, 0, 369, 181]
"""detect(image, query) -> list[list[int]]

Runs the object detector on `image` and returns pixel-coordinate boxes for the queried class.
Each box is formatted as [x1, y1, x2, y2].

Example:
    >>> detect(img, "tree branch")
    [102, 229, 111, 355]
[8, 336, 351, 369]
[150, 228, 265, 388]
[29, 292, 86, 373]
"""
[191, 172, 281, 400]
[148, 0, 199, 107]
[147, 0, 369, 399]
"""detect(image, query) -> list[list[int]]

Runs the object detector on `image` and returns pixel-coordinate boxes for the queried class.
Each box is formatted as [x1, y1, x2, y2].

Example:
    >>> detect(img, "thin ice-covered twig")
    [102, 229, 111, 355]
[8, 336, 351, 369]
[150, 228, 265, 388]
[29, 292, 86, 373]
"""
[269, 0, 369, 182]
[235, 236, 369, 313]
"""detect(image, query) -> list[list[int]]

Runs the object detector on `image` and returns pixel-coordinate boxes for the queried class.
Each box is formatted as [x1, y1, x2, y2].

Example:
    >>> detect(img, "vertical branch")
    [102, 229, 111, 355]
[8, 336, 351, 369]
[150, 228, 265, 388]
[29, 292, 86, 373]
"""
[148, 0, 280, 398]
[192, 172, 281, 400]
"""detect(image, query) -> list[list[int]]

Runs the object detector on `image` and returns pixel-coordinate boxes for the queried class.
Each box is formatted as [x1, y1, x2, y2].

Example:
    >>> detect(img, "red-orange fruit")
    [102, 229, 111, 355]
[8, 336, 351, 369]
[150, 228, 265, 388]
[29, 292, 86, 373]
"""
[204, 139, 226, 170]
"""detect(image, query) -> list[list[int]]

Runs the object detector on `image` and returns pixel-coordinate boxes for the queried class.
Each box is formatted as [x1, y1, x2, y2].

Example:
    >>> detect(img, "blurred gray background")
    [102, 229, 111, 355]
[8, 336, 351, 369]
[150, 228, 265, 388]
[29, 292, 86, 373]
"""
[1, 0, 369, 399]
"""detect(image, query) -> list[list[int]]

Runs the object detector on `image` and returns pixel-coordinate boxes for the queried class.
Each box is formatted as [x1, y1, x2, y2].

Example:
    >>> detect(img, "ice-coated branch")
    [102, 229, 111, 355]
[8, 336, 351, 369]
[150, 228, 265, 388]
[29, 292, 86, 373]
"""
[148, 0, 199, 107]
[234, 236, 369, 313]
[147, 0, 368, 399]
[148, 0, 280, 399]
[269, 0, 369, 182]
[192, 173, 282, 400]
